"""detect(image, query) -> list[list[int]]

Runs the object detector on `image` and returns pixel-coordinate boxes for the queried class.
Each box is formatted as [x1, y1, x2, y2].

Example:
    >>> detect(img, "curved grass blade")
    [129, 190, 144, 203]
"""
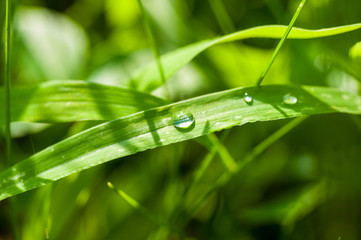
[133, 23, 361, 91]
[0, 85, 361, 201]
[0, 80, 167, 126]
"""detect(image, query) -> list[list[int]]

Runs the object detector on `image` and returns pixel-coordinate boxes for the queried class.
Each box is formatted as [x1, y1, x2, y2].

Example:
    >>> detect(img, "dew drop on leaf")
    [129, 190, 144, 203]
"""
[283, 93, 297, 105]
[173, 112, 195, 130]
[243, 92, 253, 104]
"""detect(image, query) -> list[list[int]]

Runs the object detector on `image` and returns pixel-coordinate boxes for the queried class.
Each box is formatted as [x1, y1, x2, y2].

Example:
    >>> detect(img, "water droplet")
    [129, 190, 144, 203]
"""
[283, 93, 297, 105]
[243, 93, 253, 104]
[173, 112, 195, 130]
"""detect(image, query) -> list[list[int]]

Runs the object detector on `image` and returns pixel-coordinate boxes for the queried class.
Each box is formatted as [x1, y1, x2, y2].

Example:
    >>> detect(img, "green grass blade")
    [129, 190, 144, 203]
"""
[137, 0, 169, 99]
[0, 80, 167, 126]
[351, 116, 361, 132]
[4, 0, 12, 166]
[206, 133, 237, 172]
[192, 130, 231, 186]
[4, 0, 20, 239]
[107, 182, 165, 226]
[0, 85, 361, 201]
[257, 0, 308, 86]
[238, 180, 327, 226]
[183, 117, 307, 223]
[134, 23, 361, 91]
[209, 0, 236, 33]
[242, 116, 308, 168]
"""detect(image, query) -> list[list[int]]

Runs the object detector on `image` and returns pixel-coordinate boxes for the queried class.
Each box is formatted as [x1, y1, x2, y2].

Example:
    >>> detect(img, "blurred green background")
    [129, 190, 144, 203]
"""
[1, 0, 361, 239]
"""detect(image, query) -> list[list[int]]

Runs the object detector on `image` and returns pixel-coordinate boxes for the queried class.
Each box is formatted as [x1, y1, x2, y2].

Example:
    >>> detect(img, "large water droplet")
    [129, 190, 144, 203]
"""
[173, 112, 195, 130]
[243, 92, 253, 104]
[283, 93, 297, 105]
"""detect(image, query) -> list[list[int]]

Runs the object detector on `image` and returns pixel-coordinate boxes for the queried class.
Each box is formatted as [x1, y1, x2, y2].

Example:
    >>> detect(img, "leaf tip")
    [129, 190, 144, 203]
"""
[107, 181, 114, 189]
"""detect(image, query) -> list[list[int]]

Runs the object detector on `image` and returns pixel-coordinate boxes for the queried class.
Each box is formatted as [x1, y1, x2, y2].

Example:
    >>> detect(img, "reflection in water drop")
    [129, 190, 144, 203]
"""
[283, 93, 297, 105]
[243, 92, 253, 104]
[173, 112, 195, 130]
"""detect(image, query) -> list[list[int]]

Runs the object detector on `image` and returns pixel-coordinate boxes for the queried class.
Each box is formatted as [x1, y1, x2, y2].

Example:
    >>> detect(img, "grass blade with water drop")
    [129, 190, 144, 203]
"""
[0, 85, 361, 201]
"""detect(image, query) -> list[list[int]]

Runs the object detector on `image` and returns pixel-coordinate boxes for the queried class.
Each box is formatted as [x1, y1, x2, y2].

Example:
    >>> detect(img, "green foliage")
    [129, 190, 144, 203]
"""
[1, 84, 360, 201]
[1, 0, 361, 239]
[0, 80, 167, 124]
[134, 23, 361, 91]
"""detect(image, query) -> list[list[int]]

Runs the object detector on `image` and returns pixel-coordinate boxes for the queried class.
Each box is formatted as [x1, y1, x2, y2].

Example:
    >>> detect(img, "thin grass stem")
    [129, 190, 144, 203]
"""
[185, 130, 231, 197]
[240, 116, 307, 168]
[184, 117, 307, 224]
[137, 0, 170, 99]
[4, 0, 12, 166]
[256, 0, 308, 86]
[208, 0, 236, 33]
[208, 0, 257, 84]
[107, 182, 166, 227]
[351, 116, 361, 132]
[4, 0, 19, 239]
[207, 133, 237, 172]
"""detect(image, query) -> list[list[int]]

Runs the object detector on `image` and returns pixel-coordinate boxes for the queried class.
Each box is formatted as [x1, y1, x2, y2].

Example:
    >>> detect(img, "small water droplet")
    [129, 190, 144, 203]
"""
[173, 112, 195, 130]
[283, 93, 297, 105]
[243, 92, 253, 104]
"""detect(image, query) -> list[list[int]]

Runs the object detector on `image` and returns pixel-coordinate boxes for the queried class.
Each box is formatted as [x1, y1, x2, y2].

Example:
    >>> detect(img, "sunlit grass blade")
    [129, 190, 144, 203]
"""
[0, 80, 167, 126]
[133, 23, 361, 91]
[0, 85, 361, 201]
